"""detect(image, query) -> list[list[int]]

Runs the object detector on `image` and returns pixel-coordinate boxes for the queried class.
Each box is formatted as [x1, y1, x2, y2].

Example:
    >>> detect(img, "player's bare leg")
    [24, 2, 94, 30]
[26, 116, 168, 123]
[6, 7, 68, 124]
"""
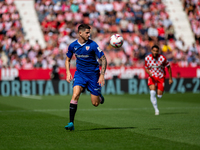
[91, 93, 104, 107]
[65, 86, 83, 131]
[157, 90, 163, 99]
[149, 85, 159, 115]
[70, 86, 83, 121]
[72, 85, 83, 101]
[91, 94, 100, 107]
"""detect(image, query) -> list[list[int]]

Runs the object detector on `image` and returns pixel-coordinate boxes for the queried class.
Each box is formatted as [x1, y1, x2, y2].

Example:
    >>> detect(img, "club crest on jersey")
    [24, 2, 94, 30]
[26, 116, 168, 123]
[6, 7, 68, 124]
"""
[158, 62, 161, 66]
[86, 46, 90, 50]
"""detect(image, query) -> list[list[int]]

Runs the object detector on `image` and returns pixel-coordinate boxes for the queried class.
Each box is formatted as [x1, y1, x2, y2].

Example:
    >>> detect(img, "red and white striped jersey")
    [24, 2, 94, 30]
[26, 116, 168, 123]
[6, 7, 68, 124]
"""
[145, 54, 170, 78]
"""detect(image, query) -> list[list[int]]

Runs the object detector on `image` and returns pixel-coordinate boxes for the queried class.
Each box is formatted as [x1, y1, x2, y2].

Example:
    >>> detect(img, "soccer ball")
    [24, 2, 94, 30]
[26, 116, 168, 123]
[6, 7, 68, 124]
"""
[110, 34, 123, 48]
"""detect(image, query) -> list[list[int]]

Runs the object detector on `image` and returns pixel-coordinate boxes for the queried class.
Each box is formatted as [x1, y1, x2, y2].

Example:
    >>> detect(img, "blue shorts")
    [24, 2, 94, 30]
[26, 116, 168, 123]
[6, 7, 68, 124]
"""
[73, 71, 101, 96]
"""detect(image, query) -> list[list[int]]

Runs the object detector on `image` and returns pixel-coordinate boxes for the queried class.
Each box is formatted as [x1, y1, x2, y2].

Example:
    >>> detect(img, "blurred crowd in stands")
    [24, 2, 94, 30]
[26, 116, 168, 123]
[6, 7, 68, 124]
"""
[0, 0, 200, 69]
[183, 0, 200, 66]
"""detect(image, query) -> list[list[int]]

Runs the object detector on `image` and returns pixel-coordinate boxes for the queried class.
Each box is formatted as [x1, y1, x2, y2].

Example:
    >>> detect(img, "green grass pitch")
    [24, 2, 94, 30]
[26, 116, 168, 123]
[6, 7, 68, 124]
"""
[0, 93, 200, 150]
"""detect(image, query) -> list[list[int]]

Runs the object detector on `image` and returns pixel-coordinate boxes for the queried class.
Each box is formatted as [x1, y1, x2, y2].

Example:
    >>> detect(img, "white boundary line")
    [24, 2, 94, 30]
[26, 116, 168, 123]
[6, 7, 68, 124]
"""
[21, 95, 42, 100]
[0, 107, 200, 113]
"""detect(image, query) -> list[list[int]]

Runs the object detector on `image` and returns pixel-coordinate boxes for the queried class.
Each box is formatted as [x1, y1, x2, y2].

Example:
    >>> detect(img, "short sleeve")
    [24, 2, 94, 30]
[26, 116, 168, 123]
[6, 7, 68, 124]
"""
[145, 57, 148, 68]
[93, 42, 104, 58]
[163, 57, 170, 67]
[66, 44, 73, 58]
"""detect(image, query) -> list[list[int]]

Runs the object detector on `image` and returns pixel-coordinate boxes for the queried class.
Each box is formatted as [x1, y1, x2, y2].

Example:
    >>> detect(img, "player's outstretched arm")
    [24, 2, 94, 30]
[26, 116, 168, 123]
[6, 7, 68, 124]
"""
[167, 66, 173, 85]
[65, 57, 73, 83]
[98, 55, 107, 86]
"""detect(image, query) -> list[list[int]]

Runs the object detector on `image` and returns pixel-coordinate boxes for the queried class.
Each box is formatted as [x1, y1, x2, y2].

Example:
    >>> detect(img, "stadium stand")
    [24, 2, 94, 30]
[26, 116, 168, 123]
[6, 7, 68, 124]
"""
[0, 0, 26, 68]
[0, 0, 200, 69]
[14, 0, 46, 48]
[162, 0, 195, 47]
[182, 0, 200, 67]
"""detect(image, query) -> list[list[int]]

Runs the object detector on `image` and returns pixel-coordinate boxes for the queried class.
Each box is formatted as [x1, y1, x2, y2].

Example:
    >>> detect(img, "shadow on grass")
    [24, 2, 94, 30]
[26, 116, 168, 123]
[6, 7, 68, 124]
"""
[79, 127, 136, 131]
[148, 128, 162, 130]
[161, 112, 188, 115]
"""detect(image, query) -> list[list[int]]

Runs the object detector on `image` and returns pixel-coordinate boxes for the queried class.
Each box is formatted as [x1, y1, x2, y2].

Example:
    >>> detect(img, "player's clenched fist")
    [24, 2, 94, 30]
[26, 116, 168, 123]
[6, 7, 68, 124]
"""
[169, 78, 173, 85]
[66, 73, 73, 83]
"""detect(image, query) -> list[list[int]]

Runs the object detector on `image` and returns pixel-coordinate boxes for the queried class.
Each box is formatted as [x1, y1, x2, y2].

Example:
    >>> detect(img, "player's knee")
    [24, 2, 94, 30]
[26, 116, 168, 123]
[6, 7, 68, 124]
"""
[157, 95, 162, 99]
[92, 102, 99, 107]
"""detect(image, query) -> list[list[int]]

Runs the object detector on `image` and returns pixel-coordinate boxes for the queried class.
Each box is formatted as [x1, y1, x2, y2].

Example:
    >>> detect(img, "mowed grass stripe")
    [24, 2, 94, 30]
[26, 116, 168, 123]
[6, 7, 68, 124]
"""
[0, 93, 200, 150]
[0, 106, 200, 113]
[0, 105, 200, 150]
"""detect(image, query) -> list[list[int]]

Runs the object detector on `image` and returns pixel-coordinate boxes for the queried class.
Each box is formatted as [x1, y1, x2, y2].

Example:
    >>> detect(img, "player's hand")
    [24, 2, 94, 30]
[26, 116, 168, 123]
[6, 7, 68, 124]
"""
[66, 72, 73, 83]
[149, 72, 153, 77]
[169, 78, 173, 85]
[98, 74, 105, 87]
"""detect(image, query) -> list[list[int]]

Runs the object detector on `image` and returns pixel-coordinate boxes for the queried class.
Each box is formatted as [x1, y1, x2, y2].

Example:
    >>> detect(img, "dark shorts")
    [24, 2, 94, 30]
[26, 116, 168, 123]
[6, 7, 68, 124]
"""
[73, 71, 101, 96]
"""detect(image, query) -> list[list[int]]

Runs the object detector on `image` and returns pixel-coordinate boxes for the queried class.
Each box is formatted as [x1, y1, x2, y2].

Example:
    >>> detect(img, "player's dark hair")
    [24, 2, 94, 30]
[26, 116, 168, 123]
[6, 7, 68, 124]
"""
[78, 24, 91, 32]
[151, 45, 159, 50]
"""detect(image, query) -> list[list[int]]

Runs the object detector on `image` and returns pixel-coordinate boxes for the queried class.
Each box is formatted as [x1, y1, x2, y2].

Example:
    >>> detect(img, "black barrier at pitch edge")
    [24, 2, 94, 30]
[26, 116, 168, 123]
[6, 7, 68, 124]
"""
[0, 78, 200, 96]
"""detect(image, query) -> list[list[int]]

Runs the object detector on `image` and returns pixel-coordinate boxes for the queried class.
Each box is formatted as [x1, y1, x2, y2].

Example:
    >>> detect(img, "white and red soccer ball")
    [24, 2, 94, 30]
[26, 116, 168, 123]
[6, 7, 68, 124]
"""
[110, 34, 123, 48]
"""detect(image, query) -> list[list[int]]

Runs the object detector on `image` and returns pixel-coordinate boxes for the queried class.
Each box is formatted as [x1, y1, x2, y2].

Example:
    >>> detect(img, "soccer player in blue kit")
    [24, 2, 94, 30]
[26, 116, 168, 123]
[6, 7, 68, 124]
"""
[65, 24, 107, 131]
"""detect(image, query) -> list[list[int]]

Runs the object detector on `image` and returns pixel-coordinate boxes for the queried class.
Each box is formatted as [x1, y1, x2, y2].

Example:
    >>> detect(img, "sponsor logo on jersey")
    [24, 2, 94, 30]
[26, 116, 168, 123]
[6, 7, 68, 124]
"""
[74, 47, 77, 50]
[75, 54, 89, 58]
[151, 65, 161, 68]
[86, 46, 90, 50]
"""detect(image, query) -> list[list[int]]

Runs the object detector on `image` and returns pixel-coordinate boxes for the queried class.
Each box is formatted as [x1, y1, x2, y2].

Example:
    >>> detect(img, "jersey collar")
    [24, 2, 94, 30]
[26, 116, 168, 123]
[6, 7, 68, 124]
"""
[77, 40, 88, 46]
[150, 54, 160, 59]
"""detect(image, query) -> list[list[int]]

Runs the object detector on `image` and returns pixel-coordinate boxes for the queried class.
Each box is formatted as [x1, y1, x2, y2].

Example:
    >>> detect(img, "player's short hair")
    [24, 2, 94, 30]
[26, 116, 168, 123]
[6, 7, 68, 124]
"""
[151, 45, 159, 50]
[78, 24, 91, 32]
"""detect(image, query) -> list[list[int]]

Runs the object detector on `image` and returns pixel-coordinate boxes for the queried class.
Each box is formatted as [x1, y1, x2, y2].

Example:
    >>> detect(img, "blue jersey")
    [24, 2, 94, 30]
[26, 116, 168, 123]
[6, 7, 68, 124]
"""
[66, 39, 104, 74]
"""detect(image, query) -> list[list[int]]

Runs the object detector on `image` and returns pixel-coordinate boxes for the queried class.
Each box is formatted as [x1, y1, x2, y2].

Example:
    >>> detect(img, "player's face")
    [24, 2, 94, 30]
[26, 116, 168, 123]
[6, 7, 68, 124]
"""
[151, 47, 159, 58]
[79, 29, 90, 41]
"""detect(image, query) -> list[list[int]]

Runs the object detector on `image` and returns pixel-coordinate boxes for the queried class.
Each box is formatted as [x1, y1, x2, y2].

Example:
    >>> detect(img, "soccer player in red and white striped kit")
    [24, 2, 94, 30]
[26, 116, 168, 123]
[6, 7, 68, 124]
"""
[145, 45, 173, 115]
